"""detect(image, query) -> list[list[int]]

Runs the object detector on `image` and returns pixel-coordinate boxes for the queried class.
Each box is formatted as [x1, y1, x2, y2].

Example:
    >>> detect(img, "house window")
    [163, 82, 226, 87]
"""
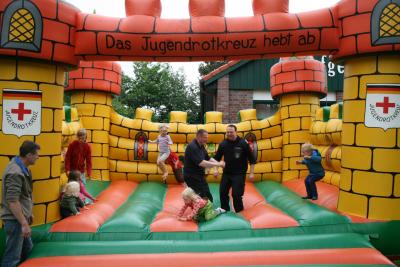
[253, 100, 279, 119]
[371, 0, 400, 45]
[0, 0, 42, 52]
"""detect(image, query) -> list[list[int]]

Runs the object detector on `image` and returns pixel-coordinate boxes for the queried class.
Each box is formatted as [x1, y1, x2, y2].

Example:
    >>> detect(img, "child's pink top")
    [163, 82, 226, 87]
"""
[79, 181, 95, 202]
[178, 198, 207, 220]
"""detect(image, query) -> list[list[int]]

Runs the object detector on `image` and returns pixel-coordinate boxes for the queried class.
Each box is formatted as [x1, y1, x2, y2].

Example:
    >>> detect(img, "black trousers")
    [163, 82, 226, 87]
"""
[220, 173, 246, 212]
[184, 174, 213, 202]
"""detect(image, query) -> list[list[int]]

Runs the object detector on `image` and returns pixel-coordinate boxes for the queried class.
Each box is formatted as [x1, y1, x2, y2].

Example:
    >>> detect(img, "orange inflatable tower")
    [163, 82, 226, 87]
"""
[65, 61, 122, 181]
[0, 0, 80, 225]
[333, 1, 400, 220]
[270, 57, 327, 182]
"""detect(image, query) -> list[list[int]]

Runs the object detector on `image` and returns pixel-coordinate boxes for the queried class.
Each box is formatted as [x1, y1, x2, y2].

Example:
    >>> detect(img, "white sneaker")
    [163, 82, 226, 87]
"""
[215, 207, 226, 214]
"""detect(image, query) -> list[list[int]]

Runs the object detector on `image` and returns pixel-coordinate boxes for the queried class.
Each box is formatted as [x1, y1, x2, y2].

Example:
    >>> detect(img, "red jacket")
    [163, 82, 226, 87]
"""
[64, 140, 92, 176]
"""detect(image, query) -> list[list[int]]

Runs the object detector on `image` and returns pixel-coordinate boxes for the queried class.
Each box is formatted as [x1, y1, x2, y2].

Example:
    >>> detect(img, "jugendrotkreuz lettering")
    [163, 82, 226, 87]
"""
[369, 104, 400, 122]
[5, 110, 38, 129]
[141, 36, 257, 55]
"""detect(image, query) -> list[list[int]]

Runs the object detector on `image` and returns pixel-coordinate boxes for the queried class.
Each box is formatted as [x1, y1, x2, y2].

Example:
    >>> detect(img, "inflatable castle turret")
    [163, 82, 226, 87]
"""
[270, 57, 327, 182]
[333, 1, 400, 220]
[0, 1, 80, 225]
[65, 61, 122, 181]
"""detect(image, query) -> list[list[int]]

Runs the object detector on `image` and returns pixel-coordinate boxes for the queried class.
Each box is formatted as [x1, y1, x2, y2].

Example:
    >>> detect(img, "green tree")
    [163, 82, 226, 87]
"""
[198, 61, 227, 76]
[114, 62, 201, 123]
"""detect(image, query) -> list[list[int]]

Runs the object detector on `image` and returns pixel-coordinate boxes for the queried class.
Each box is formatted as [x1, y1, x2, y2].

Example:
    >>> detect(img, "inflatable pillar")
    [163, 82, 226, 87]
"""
[334, 0, 400, 220]
[0, 1, 80, 225]
[338, 55, 400, 220]
[0, 59, 66, 225]
[66, 61, 122, 181]
[270, 57, 327, 182]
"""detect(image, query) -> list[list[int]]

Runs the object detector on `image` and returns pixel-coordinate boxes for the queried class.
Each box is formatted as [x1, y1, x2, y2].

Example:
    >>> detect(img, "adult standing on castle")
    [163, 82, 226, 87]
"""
[184, 129, 225, 202]
[1, 141, 40, 267]
[213, 125, 256, 213]
[65, 129, 92, 184]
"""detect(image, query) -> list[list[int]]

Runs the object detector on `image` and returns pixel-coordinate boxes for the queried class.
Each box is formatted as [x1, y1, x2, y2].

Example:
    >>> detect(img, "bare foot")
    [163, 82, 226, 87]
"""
[162, 173, 168, 182]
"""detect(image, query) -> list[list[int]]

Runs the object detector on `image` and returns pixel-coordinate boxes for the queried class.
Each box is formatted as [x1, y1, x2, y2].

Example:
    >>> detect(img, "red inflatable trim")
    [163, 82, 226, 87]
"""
[66, 61, 122, 95]
[270, 58, 327, 98]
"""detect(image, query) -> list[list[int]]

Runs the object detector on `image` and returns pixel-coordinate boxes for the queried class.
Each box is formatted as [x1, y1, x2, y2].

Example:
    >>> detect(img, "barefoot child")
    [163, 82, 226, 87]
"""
[296, 143, 325, 200]
[149, 125, 173, 181]
[177, 187, 225, 222]
[60, 181, 85, 218]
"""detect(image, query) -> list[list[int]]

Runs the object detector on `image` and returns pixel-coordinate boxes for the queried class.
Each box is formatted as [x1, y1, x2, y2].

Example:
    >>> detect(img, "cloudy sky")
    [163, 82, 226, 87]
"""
[65, 0, 340, 83]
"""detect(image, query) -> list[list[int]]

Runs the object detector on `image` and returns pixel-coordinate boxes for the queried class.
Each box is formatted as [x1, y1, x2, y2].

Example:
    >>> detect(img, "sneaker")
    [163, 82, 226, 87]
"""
[215, 207, 226, 215]
[311, 196, 318, 200]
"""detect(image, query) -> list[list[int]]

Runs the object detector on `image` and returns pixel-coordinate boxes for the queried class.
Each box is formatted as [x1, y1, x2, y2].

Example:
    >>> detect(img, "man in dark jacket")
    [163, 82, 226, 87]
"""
[184, 129, 224, 202]
[213, 125, 256, 212]
[1, 141, 40, 267]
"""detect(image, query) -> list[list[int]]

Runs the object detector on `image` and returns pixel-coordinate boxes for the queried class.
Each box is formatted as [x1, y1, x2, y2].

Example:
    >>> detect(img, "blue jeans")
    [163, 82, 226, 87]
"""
[1, 220, 33, 267]
[305, 174, 324, 198]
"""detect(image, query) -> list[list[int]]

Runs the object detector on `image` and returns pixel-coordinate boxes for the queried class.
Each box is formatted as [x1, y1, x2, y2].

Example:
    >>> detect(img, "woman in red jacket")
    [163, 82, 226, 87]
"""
[64, 129, 92, 184]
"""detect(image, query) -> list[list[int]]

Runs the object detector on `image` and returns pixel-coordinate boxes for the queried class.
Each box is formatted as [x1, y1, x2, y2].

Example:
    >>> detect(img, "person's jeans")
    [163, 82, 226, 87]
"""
[305, 174, 324, 198]
[1, 220, 33, 267]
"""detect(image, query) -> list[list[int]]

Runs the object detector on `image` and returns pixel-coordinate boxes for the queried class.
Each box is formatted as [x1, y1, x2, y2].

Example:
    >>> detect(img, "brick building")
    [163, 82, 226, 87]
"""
[200, 57, 344, 123]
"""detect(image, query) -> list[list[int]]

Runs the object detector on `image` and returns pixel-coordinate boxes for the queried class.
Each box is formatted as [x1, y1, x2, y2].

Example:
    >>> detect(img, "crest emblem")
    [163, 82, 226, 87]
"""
[2, 89, 42, 137]
[365, 84, 400, 131]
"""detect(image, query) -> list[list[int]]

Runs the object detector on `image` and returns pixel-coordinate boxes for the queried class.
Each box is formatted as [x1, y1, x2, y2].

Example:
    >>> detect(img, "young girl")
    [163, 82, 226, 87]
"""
[68, 170, 96, 204]
[296, 143, 325, 200]
[177, 187, 225, 222]
[60, 181, 85, 218]
[149, 124, 173, 181]
[64, 128, 92, 184]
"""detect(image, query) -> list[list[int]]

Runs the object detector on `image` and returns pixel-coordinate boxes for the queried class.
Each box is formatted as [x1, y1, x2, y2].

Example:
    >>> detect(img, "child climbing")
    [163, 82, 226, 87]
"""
[149, 124, 173, 181]
[67, 170, 97, 204]
[177, 187, 225, 222]
[60, 181, 85, 218]
[296, 143, 325, 200]
[165, 152, 185, 183]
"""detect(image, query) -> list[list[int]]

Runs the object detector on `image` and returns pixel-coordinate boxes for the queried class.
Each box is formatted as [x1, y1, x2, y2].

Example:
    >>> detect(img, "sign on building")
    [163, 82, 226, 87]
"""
[2, 89, 42, 137]
[365, 84, 400, 131]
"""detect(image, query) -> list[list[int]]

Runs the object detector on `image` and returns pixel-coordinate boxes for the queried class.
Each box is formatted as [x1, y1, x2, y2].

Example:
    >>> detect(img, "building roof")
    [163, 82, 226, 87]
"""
[201, 60, 250, 86]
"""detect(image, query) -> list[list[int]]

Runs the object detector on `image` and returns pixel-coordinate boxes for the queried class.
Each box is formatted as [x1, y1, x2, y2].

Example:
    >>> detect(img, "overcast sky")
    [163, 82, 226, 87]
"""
[65, 0, 340, 83]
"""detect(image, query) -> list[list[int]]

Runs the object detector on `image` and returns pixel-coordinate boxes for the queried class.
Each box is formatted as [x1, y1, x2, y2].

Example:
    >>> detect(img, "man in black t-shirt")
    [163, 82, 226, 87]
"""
[213, 125, 256, 212]
[184, 129, 224, 202]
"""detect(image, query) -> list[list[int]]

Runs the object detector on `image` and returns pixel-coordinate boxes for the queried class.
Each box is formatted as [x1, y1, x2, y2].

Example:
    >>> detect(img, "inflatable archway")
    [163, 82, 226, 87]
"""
[0, 0, 399, 266]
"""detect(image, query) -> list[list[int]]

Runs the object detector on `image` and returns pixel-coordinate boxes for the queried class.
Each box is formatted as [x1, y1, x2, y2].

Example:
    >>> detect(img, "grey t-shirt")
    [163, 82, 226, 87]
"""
[157, 135, 173, 153]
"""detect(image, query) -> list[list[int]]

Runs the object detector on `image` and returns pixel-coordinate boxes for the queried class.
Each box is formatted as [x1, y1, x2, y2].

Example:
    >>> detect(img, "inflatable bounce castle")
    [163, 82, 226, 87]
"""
[0, 0, 399, 266]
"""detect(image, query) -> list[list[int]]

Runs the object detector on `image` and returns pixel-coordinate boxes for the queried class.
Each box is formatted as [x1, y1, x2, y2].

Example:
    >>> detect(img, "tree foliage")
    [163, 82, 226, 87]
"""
[198, 61, 227, 76]
[113, 62, 201, 123]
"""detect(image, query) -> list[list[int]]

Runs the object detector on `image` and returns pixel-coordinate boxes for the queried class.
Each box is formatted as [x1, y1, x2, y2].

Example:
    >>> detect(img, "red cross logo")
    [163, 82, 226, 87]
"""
[376, 97, 395, 114]
[11, 103, 32, 121]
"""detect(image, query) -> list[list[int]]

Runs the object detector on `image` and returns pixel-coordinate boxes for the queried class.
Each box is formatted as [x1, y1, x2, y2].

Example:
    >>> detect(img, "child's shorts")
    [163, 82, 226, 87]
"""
[158, 151, 170, 162]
